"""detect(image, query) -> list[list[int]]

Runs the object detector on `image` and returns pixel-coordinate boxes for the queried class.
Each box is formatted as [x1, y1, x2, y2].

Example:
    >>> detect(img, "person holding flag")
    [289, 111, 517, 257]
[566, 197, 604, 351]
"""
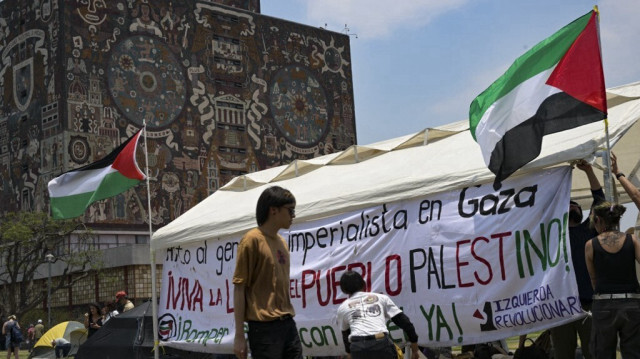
[469, 9, 606, 189]
[47, 129, 146, 219]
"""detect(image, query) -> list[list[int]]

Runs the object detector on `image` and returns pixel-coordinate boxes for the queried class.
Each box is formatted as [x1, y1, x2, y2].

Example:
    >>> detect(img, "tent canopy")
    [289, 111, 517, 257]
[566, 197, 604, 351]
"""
[152, 81, 640, 250]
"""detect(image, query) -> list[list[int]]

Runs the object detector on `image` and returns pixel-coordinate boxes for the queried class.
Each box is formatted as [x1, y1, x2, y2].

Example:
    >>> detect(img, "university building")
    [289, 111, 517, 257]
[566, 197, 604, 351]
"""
[0, 0, 355, 315]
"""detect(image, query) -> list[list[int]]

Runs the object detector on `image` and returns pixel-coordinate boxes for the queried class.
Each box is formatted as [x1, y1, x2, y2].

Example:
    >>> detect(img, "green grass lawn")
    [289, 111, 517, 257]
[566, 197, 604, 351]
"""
[451, 331, 544, 355]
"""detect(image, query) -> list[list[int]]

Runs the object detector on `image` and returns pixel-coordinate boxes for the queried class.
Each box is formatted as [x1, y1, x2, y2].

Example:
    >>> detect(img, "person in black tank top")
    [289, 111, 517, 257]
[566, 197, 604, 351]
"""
[585, 202, 640, 358]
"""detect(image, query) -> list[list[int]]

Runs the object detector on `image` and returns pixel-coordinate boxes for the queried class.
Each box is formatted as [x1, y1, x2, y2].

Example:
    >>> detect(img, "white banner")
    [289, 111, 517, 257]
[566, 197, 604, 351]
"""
[158, 166, 582, 355]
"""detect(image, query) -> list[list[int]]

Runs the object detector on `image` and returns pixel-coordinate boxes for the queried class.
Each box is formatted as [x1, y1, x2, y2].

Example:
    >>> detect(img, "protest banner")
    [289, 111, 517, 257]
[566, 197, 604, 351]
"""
[159, 166, 581, 354]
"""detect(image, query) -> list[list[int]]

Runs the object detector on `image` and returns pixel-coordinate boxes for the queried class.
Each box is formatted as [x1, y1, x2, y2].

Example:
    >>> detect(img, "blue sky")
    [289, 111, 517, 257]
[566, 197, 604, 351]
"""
[261, 0, 640, 228]
[262, 0, 640, 145]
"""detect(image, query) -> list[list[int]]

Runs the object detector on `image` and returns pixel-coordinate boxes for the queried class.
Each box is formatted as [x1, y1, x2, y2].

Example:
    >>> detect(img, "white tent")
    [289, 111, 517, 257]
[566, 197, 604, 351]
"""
[152, 81, 640, 250]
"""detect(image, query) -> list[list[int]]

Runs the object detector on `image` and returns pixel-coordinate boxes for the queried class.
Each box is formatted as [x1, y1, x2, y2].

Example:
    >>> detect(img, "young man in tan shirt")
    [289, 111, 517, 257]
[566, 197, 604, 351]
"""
[233, 186, 302, 359]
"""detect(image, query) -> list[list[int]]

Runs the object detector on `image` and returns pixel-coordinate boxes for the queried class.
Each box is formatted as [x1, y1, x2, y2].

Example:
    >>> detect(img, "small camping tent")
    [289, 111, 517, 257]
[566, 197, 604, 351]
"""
[29, 321, 87, 359]
[75, 301, 213, 359]
[75, 301, 155, 359]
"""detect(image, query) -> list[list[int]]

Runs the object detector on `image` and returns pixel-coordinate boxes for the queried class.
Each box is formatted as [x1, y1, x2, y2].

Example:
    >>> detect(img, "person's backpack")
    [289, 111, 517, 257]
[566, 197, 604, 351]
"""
[473, 343, 504, 359]
[10, 324, 23, 344]
[514, 337, 547, 359]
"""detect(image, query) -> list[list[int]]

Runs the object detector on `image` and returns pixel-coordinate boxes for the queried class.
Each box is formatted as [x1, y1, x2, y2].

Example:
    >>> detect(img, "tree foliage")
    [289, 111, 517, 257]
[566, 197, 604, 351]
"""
[0, 212, 102, 319]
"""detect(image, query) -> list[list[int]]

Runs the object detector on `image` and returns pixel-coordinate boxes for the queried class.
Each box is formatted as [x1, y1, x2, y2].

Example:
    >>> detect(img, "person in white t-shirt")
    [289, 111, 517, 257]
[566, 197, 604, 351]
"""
[51, 338, 71, 358]
[101, 301, 119, 324]
[336, 271, 419, 359]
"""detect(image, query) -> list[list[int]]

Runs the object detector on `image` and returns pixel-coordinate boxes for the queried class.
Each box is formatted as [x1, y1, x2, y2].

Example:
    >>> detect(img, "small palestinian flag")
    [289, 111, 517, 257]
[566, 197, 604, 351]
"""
[469, 10, 606, 189]
[48, 129, 146, 219]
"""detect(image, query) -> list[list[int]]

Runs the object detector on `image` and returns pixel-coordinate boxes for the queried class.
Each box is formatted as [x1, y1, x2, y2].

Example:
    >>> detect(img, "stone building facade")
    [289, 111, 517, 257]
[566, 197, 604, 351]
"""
[0, 0, 355, 310]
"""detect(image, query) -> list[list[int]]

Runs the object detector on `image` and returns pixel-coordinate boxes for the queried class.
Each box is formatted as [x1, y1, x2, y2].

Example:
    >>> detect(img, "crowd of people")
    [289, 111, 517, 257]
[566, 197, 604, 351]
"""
[1, 290, 134, 358]
[83, 291, 135, 340]
[232, 153, 640, 359]
[53, 290, 134, 358]
[565, 154, 640, 359]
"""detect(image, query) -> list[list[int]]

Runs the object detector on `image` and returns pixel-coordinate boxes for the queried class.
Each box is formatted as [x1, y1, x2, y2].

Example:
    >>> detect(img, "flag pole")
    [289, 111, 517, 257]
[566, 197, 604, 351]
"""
[602, 118, 614, 202]
[142, 122, 161, 359]
[593, 5, 614, 202]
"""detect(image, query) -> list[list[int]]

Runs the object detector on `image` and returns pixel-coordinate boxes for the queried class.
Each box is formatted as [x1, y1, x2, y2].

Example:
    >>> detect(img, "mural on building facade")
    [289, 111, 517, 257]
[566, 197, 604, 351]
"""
[212, 0, 260, 13]
[0, 0, 356, 226]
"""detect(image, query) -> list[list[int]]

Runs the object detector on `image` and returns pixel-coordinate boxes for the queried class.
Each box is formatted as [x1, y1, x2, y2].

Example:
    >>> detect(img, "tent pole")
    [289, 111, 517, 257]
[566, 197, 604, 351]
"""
[603, 118, 614, 202]
[142, 123, 161, 359]
[150, 253, 160, 359]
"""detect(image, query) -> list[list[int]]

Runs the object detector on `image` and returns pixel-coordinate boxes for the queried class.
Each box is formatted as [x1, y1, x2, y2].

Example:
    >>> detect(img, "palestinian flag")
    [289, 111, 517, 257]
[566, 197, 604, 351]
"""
[469, 10, 606, 189]
[48, 129, 146, 219]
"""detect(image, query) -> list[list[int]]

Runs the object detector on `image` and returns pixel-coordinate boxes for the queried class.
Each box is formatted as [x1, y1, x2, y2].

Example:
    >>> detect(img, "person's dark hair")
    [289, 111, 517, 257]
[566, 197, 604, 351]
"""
[256, 186, 295, 226]
[107, 301, 117, 311]
[339, 270, 366, 295]
[569, 200, 583, 224]
[592, 201, 626, 231]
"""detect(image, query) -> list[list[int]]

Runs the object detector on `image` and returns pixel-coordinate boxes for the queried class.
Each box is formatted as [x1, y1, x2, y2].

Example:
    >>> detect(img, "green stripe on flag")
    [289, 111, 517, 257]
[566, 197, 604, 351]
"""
[50, 171, 141, 219]
[469, 11, 592, 140]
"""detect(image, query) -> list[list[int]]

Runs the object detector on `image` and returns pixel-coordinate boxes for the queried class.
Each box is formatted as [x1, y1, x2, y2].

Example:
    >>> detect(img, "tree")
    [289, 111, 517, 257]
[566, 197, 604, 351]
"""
[0, 211, 102, 319]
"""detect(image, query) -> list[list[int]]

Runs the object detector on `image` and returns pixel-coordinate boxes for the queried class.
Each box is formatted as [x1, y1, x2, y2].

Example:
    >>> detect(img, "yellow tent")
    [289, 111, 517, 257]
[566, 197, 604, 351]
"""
[30, 321, 87, 359]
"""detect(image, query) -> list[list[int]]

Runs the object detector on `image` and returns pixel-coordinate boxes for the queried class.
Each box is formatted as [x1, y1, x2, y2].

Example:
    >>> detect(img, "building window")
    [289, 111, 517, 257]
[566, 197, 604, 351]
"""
[136, 235, 149, 244]
[21, 188, 30, 211]
[226, 132, 238, 146]
[216, 14, 239, 23]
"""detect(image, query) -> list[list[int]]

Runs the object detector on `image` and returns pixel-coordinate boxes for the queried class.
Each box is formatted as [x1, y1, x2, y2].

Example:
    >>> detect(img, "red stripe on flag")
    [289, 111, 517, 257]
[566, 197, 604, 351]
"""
[546, 11, 607, 113]
[111, 131, 145, 180]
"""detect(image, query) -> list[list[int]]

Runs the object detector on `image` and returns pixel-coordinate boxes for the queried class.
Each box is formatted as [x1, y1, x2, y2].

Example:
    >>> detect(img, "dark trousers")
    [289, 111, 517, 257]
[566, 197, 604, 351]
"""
[550, 303, 592, 359]
[247, 317, 302, 359]
[55, 343, 72, 358]
[590, 298, 640, 359]
[350, 335, 397, 359]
